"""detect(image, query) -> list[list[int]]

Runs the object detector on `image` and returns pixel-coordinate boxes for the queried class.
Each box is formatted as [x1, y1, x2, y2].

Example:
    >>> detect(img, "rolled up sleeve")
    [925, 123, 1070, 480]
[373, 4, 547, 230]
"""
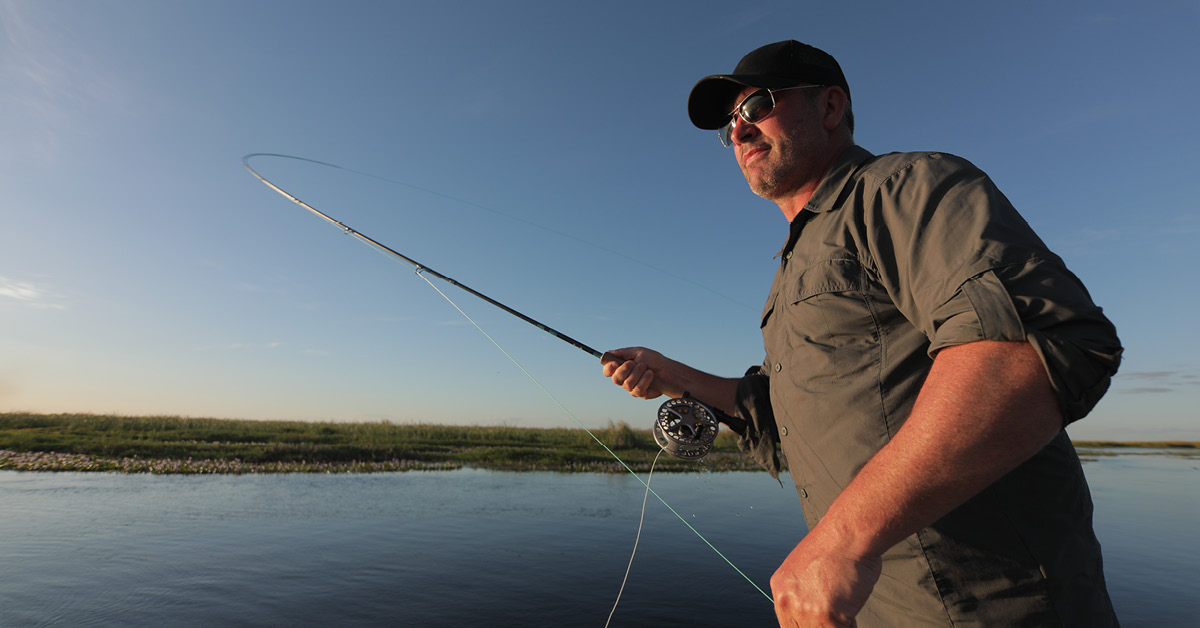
[929, 260, 1122, 424]
[863, 153, 1122, 425]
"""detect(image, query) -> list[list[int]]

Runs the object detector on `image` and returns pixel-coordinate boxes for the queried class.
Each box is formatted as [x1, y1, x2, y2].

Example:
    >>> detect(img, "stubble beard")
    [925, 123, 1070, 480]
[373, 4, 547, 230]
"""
[743, 139, 803, 201]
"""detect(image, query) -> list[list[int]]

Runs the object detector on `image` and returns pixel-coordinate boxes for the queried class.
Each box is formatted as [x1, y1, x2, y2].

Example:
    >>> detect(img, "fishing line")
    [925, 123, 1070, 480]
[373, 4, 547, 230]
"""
[244, 154, 606, 360]
[606, 447, 664, 628]
[244, 154, 775, 607]
[414, 270, 772, 605]
[243, 153, 756, 313]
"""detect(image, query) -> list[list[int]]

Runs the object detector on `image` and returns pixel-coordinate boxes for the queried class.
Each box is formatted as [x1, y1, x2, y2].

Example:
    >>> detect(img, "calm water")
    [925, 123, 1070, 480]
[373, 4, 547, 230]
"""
[1, 453, 1196, 627]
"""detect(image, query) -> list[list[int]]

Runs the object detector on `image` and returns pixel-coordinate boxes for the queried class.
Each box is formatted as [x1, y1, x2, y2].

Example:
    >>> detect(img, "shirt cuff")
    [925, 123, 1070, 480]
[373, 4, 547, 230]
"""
[928, 265, 1122, 424]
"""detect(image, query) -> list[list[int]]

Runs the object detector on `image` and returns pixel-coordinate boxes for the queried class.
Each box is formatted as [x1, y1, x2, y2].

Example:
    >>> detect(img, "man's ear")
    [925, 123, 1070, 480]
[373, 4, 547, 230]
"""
[821, 86, 848, 131]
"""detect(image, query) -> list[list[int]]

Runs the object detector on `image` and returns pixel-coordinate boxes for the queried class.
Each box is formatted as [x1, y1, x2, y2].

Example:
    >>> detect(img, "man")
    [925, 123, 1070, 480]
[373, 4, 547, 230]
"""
[603, 40, 1122, 627]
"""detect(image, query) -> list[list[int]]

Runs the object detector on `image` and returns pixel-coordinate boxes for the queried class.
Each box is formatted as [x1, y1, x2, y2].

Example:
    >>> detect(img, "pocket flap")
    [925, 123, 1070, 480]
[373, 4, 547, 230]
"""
[790, 259, 863, 303]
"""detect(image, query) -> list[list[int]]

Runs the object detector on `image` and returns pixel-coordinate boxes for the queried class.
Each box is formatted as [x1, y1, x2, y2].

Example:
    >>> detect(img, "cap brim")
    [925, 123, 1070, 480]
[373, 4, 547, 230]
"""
[687, 74, 800, 130]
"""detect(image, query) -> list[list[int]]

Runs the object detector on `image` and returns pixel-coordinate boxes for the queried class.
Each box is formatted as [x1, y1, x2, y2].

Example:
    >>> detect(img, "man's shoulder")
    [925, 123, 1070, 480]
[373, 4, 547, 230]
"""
[811, 147, 993, 215]
[854, 149, 983, 185]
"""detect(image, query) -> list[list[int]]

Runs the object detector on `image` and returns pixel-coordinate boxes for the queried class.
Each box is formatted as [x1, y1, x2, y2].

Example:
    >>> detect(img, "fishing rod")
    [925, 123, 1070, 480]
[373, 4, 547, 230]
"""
[243, 154, 605, 360]
[244, 153, 757, 314]
[242, 153, 735, 458]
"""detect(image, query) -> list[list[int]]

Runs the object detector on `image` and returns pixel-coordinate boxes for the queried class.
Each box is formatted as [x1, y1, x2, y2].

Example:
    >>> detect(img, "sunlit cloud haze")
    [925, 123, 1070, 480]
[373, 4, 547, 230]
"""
[1, 1, 124, 164]
[0, 276, 66, 310]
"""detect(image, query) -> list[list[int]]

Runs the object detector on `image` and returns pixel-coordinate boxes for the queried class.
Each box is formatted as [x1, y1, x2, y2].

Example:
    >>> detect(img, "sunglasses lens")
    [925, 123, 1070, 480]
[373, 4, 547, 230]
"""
[719, 89, 776, 147]
[739, 90, 774, 124]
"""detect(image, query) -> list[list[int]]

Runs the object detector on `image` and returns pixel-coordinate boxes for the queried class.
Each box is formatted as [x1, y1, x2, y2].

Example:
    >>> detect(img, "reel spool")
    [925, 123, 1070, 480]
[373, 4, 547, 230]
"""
[654, 396, 720, 459]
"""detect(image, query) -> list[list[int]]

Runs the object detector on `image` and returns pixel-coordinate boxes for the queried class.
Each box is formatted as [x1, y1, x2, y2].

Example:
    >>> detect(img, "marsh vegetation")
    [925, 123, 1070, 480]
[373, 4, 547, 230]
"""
[0, 412, 754, 474]
[3, 413, 1194, 474]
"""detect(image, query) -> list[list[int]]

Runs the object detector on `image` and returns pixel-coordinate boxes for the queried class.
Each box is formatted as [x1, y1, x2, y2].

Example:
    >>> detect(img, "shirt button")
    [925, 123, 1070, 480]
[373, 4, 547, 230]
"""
[800, 488, 808, 498]
[774, 363, 782, 372]
[780, 426, 788, 436]
[785, 251, 793, 260]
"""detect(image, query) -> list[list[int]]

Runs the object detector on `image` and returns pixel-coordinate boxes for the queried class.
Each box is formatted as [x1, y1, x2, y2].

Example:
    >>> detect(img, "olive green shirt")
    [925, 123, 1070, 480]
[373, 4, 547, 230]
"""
[733, 146, 1122, 627]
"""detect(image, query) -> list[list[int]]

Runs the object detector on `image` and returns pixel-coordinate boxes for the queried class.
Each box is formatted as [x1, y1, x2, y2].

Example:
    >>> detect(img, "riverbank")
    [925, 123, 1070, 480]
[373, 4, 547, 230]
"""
[2, 412, 1195, 474]
[0, 412, 759, 474]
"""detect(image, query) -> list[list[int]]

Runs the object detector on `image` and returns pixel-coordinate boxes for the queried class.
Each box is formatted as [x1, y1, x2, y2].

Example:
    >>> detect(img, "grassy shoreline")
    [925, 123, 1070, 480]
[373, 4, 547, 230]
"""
[0, 412, 759, 474]
[2, 412, 1194, 475]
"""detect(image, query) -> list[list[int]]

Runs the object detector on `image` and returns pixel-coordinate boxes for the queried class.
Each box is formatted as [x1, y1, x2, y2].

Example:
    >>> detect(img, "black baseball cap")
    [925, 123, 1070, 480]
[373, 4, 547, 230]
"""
[688, 40, 851, 130]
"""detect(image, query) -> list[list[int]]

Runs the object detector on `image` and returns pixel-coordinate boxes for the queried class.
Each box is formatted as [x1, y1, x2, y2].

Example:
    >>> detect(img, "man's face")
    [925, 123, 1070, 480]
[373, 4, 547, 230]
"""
[728, 86, 828, 202]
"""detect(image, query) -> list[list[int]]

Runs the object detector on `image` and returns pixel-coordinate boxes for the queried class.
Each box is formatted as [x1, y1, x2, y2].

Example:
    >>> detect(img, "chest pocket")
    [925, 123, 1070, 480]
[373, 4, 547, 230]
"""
[761, 258, 867, 330]
[767, 257, 879, 391]
[791, 258, 865, 303]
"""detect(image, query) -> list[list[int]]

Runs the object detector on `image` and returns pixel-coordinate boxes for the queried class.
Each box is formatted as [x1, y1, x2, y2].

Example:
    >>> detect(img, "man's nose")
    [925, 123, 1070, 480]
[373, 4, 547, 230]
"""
[730, 117, 759, 145]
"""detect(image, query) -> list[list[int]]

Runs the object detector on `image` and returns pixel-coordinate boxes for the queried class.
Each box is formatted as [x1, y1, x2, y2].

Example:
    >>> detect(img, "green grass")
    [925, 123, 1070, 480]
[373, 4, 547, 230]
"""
[0, 412, 754, 474]
[5, 413, 1192, 475]
[1072, 441, 1197, 450]
[1072, 440, 1199, 460]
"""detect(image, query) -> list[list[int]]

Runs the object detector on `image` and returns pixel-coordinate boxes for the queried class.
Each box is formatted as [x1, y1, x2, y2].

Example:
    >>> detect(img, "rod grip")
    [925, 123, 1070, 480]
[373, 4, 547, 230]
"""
[599, 351, 624, 365]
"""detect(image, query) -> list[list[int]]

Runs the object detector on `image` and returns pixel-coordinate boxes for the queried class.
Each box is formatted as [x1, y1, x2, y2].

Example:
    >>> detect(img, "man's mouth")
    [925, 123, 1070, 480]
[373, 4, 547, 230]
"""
[740, 144, 768, 166]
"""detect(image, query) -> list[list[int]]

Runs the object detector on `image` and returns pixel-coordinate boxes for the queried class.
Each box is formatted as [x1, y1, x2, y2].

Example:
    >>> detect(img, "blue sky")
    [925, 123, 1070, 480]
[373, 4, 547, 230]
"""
[2, 1, 1197, 440]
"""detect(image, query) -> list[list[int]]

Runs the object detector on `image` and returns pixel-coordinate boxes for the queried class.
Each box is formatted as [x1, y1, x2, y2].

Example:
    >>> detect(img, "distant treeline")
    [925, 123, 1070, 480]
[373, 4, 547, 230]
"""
[0, 412, 755, 474]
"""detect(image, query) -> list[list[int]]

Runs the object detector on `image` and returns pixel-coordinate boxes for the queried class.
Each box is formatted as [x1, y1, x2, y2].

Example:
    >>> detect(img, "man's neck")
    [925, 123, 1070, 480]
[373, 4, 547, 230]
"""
[777, 192, 814, 222]
[775, 139, 853, 222]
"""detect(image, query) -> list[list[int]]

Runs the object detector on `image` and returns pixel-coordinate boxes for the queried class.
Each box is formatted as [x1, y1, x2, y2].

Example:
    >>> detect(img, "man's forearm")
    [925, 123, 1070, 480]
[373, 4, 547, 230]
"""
[667, 362, 741, 415]
[804, 340, 1064, 558]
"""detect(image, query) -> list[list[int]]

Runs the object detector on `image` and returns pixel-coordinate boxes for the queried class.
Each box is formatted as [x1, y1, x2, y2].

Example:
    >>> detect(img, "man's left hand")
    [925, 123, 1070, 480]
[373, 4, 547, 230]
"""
[770, 533, 882, 628]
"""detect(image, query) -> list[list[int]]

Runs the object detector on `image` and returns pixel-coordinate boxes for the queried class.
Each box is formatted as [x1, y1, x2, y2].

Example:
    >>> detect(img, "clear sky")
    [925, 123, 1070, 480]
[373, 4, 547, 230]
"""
[2, 1, 1197, 440]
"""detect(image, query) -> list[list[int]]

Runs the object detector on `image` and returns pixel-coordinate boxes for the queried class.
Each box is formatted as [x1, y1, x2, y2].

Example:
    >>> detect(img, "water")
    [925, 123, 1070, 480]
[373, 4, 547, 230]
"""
[0, 453, 1196, 627]
[1079, 452, 1200, 626]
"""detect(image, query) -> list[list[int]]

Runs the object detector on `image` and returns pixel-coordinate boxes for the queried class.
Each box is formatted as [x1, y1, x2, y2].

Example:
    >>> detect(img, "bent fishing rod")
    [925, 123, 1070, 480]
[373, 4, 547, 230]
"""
[241, 153, 740, 458]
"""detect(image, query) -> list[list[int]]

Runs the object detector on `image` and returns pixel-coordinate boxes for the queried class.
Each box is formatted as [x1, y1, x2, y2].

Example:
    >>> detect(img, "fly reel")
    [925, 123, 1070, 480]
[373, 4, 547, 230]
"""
[654, 395, 719, 459]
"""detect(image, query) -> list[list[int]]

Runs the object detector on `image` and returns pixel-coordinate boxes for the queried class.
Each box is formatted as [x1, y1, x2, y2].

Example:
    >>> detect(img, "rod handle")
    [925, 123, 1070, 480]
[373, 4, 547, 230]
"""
[599, 351, 624, 365]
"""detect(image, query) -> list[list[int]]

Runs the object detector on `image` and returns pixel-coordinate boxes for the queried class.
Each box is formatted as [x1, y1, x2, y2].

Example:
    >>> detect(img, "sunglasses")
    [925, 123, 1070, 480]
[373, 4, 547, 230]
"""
[718, 84, 826, 147]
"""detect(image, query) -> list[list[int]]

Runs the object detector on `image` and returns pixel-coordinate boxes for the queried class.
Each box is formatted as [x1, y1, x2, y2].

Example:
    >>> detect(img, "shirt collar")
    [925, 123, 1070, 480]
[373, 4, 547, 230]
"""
[803, 144, 874, 215]
[777, 144, 874, 257]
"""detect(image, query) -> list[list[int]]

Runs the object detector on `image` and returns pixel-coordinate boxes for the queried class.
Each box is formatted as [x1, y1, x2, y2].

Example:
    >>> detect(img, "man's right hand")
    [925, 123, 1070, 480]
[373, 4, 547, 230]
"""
[601, 347, 743, 416]
[601, 347, 682, 400]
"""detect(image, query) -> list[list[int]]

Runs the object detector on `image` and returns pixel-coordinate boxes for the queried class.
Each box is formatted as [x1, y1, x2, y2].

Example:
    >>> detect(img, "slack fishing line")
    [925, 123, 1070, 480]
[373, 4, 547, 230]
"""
[242, 153, 773, 607]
